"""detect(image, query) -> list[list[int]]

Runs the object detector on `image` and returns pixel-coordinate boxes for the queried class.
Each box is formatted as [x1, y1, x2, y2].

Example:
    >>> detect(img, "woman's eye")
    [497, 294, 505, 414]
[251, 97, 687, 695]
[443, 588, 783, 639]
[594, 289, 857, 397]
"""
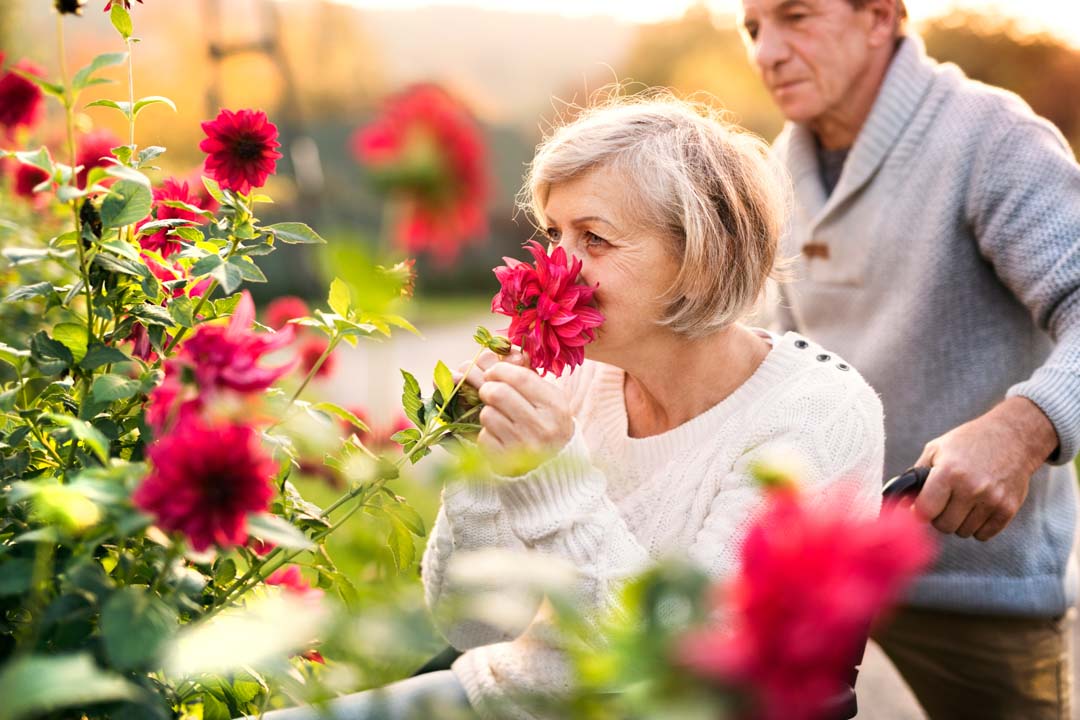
[545, 227, 561, 242]
[584, 231, 607, 248]
[785, 12, 807, 23]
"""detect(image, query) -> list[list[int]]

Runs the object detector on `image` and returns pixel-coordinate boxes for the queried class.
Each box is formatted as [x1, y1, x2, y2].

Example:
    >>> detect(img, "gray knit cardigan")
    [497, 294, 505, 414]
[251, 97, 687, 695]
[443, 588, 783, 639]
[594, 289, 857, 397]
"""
[773, 35, 1080, 616]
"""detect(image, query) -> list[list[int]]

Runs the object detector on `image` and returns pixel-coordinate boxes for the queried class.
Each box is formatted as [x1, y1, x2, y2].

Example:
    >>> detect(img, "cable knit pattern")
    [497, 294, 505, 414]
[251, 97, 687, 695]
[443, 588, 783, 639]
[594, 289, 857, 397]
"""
[420, 330, 884, 719]
[772, 33, 1080, 616]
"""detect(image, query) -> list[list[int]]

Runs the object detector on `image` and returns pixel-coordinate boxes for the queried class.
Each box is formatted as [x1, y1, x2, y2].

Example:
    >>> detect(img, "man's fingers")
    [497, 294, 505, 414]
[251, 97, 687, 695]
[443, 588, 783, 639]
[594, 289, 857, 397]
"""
[913, 468, 951, 523]
[932, 496, 973, 534]
[956, 503, 992, 539]
[974, 509, 1013, 542]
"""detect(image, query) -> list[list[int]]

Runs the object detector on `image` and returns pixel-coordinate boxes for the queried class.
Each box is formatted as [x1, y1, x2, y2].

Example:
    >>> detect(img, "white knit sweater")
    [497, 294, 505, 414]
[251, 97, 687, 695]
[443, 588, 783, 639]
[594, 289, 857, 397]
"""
[420, 330, 885, 719]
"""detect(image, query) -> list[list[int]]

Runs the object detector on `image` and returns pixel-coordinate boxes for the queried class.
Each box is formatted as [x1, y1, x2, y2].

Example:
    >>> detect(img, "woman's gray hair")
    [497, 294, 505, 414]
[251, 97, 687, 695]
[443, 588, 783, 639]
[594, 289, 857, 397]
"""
[521, 90, 790, 338]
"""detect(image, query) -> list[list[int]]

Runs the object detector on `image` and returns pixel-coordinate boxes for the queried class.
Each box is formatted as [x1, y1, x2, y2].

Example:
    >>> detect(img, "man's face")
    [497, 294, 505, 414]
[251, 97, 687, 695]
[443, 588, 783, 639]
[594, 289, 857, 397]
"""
[739, 0, 878, 124]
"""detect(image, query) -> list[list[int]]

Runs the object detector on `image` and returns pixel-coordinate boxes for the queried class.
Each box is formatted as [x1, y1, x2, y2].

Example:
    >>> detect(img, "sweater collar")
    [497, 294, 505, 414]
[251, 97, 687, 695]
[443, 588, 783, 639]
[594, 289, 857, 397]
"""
[781, 34, 936, 229]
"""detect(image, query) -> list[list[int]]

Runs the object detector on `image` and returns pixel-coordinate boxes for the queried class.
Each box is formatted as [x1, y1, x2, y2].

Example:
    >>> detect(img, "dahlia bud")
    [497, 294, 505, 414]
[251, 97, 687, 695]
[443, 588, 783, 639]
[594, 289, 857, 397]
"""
[54, 0, 86, 15]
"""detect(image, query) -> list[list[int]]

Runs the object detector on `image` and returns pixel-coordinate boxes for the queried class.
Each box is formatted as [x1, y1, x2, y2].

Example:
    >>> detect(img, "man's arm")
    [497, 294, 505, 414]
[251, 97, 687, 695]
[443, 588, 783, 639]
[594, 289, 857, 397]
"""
[915, 115, 1080, 541]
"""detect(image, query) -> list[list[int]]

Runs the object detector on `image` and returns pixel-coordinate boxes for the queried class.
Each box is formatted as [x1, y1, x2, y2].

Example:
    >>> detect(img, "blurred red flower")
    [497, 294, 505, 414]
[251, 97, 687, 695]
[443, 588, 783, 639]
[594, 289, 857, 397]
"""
[678, 486, 936, 720]
[13, 163, 50, 200]
[264, 295, 309, 330]
[0, 54, 45, 140]
[199, 108, 282, 195]
[298, 336, 334, 379]
[346, 406, 411, 449]
[138, 177, 216, 257]
[134, 421, 276, 552]
[350, 84, 489, 263]
[491, 240, 603, 377]
[75, 129, 120, 188]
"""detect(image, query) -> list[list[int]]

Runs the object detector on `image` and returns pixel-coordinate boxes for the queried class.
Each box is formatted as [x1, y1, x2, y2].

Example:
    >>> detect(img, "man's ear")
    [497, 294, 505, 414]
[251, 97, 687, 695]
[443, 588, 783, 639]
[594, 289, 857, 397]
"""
[865, 0, 900, 48]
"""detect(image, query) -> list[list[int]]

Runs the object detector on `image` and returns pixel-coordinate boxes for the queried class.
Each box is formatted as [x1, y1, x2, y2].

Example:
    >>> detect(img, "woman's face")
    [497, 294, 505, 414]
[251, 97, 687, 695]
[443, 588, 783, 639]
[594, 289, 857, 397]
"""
[542, 164, 681, 366]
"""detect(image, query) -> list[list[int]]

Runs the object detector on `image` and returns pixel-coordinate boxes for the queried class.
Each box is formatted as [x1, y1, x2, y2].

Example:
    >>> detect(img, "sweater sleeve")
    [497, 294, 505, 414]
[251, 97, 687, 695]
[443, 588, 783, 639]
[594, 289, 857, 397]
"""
[421, 478, 541, 650]
[494, 423, 651, 624]
[969, 118, 1080, 464]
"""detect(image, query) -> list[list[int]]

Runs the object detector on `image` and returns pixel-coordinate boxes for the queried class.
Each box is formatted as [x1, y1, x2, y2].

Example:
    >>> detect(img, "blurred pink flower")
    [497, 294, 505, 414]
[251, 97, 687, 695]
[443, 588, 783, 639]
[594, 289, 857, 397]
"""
[134, 421, 276, 552]
[679, 486, 936, 720]
[0, 54, 45, 140]
[75, 129, 121, 189]
[491, 240, 603, 377]
[13, 162, 50, 201]
[298, 336, 334, 379]
[138, 177, 216, 257]
[264, 295, 309, 330]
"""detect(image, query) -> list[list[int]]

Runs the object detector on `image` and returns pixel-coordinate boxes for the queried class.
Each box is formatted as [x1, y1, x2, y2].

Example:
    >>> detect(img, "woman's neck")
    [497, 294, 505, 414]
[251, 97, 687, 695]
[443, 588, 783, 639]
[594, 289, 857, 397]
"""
[620, 325, 771, 438]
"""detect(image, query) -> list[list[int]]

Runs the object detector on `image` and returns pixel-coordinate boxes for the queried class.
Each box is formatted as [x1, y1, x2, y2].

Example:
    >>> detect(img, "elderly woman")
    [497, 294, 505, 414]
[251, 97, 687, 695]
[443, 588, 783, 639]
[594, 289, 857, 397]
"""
[258, 95, 884, 720]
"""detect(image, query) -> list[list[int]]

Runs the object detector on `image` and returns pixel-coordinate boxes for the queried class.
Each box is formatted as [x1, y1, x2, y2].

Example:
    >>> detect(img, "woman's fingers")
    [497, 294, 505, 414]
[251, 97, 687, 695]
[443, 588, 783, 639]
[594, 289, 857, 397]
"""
[478, 404, 520, 445]
[478, 379, 535, 419]
[483, 361, 551, 408]
[455, 350, 502, 390]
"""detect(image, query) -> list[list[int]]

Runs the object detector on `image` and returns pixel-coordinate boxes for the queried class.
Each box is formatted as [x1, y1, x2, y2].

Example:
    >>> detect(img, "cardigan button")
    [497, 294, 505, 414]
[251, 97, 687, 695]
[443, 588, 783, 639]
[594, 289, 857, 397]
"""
[794, 340, 809, 349]
[837, 363, 850, 371]
[816, 354, 831, 362]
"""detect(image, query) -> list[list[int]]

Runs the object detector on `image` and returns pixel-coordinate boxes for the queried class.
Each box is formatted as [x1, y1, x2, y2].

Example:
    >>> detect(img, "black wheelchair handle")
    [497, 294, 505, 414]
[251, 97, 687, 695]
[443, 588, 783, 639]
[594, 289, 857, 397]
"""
[882, 466, 931, 501]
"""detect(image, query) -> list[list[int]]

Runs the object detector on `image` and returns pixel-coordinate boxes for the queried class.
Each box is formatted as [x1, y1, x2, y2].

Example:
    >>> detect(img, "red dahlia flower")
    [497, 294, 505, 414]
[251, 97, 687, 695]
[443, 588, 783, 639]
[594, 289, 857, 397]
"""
[678, 485, 936, 720]
[13, 163, 50, 200]
[491, 240, 603, 377]
[134, 421, 276, 552]
[350, 84, 488, 264]
[0, 55, 45, 140]
[75, 129, 120, 188]
[146, 291, 294, 432]
[199, 108, 282, 195]
[264, 295, 309, 330]
[138, 177, 216, 257]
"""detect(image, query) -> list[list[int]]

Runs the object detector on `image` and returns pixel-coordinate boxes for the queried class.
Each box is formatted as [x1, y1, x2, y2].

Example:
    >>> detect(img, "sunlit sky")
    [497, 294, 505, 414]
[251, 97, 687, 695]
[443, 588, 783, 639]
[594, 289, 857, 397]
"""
[336, 0, 1080, 47]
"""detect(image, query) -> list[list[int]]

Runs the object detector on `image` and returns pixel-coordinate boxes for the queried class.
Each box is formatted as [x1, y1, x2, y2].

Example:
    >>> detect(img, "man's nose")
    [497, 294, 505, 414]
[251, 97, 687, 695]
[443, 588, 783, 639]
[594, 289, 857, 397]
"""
[752, 24, 789, 74]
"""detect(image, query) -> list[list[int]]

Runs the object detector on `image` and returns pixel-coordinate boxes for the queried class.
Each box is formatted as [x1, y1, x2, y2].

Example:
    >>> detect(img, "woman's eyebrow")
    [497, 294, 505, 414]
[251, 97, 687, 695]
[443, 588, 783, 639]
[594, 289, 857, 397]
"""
[571, 215, 618, 230]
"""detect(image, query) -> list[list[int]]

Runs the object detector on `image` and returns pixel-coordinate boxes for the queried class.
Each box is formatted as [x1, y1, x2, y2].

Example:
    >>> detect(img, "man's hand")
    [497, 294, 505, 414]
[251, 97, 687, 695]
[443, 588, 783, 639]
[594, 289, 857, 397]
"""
[914, 396, 1059, 541]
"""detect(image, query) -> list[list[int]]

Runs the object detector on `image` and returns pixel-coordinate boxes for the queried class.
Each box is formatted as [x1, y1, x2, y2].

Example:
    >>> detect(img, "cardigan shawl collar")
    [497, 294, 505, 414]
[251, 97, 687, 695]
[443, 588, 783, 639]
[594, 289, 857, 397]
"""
[783, 34, 936, 230]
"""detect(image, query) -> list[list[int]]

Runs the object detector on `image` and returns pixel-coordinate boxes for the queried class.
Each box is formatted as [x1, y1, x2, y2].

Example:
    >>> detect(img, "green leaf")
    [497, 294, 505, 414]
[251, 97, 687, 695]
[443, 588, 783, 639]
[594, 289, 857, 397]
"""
[29, 331, 73, 375]
[110, 3, 133, 38]
[328, 277, 351, 317]
[91, 374, 140, 403]
[11, 71, 65, 101]
[81, 343, 131, 370]
[101, 587, 177, 671]
[4, 282, 56, 303]
[210, 262, 244, 295]
[312, 402, 369, 433]
[227, 256, 266, 283]
[52, 323, 88, 364]
[201, 176, 227, 205]
[132, 95, 177, 118]
[172, 226, 205, 244]
[100, 180, 152, 229]
[100, 239, 142, 262]
[386, 501, 426, 536]
[104, 165, 152, 188]
[168, 296, 195, 328]
[138, 145, 166, 165]
[213, 558, 237, 586]
[14, 147, 54, 175]
[0, 653, 141, 720]
[44, 414, 110, 464]
[84, 98, 131, 119]
[265, 222, 326, 245]
[130, 303, 176, 328]
[0, 342, 30, 372]
[400, 370, 423, 427]
[433, 361, 455, 405]
[190, 253, 223, 277]
[73, 51, 127, 91]
[246, 514, 314, 551]
[386, 516, 416, 570]
[0, 557, 33, 596]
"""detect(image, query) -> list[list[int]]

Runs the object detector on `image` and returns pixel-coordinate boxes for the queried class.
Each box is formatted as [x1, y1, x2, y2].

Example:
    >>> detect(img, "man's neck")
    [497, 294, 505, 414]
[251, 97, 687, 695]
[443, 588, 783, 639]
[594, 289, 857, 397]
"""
[809, 39, 902, 150]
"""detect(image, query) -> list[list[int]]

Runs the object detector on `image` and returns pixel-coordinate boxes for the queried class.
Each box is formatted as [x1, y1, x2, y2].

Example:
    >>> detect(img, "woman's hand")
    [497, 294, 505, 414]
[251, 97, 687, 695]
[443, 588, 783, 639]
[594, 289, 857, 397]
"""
[456, 351, 574, 473]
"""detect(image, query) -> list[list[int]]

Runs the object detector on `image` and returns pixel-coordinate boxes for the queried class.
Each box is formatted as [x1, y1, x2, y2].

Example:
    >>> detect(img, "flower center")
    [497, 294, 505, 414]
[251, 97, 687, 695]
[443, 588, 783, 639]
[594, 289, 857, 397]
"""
[232, 135, 264, 161]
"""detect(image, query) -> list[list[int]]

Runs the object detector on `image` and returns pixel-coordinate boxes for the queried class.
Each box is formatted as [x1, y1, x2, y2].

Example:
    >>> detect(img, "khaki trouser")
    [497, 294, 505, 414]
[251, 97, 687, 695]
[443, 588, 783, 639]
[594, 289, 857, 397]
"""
[871, 606, 1075, 720]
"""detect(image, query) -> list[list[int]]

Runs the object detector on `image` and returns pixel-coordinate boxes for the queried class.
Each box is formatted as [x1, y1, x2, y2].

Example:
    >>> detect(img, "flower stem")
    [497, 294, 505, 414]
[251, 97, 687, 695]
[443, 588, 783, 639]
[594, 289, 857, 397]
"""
[125, 38, 136, 153]
[266, 333, 343, 432]
[160, 235, 242, 355]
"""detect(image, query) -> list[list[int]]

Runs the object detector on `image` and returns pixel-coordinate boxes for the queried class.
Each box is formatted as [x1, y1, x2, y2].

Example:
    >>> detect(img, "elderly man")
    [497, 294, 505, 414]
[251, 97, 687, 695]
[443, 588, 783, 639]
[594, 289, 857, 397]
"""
[739, 0, 1080, 716]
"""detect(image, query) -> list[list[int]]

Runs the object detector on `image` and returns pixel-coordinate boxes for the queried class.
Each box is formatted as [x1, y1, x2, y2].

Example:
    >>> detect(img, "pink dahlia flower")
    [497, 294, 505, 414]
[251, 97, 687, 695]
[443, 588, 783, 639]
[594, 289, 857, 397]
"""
[199, 108, 282, 195]
[75, 129, 121, 188]
[491, 240, 603, 377]
[678, 485, 936, 720]
[264, 295, 309, 330]
[134, 421, 276, 552]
